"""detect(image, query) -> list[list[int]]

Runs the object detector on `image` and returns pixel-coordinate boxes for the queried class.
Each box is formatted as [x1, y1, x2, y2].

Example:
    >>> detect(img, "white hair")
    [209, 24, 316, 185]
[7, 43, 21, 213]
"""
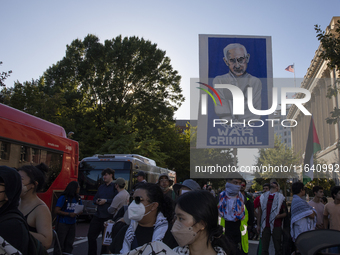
[223, 43, 248, 60]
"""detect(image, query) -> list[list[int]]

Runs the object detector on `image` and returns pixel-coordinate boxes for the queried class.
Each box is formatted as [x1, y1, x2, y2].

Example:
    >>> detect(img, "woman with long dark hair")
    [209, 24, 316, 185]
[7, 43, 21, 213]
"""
[110, 183, 177, 253]
[18, 163, 53, 249]
[54, 181, 82, 255]
[172, 190, 235, 255]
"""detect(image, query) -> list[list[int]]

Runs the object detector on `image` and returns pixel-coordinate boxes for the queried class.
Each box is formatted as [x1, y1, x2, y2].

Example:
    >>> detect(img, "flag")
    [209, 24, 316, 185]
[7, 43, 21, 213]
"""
[285, 64, 294, 73]
[303, 117, 321, 184]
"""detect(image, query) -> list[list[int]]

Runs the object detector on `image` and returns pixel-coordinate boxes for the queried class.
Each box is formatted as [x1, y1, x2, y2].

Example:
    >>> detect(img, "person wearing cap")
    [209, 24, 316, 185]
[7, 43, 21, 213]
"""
[173, 179, 201, 197]
[136, 171, 147, 183]
[108, 177, 129, 217]
[132, 171, 147, 194]
[157, 173, 175, 200]
[257, 181, 286, 255]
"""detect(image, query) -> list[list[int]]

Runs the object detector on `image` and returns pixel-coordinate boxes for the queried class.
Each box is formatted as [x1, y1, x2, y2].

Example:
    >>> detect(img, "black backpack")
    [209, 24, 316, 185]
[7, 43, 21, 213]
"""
[0, 213, 48, 255]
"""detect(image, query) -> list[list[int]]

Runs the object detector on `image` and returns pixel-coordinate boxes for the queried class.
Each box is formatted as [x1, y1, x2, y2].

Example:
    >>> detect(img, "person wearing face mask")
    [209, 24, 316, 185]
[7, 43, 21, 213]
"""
[109, 183, 177, 253]
[218, 172, 247, 254]
[18, 163, 53, 249]
[257, 181, 286, 255]
[157, 173, 176, 201]
[0, 166, 29, 255]
[172, 190, 235, 255]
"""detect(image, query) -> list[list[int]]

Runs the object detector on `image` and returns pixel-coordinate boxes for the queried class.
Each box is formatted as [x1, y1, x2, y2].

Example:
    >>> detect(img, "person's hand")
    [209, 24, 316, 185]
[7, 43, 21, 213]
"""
[104, 220, 114, 227]
[97, 199, 106, 205]
[69, 212, 77, 218]
[256, 225, 261, 234]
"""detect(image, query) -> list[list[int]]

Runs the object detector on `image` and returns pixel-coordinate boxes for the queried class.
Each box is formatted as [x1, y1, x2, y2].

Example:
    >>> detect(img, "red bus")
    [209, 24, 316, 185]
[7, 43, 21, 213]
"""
[0, 103, 79, 211]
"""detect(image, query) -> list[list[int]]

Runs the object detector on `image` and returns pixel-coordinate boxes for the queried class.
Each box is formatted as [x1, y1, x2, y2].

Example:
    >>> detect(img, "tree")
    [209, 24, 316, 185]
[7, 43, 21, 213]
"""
[253, 134, 300, 197]
[315, 20, 340, 146]
[1, 35, 184, 162]
[0, 61, 12, 87]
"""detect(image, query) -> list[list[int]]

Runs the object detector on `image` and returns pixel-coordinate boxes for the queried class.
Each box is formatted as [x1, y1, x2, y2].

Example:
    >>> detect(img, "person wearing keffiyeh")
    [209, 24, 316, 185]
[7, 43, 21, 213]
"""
[257, 181, 286, 255]
[218, 172, 246, 254]
[290, 182, 316, 242]
[109, 183, 177, 254]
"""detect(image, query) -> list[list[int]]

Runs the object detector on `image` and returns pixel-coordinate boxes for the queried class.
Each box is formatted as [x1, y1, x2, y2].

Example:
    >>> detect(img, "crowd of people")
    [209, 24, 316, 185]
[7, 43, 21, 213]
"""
[1, 165, 340, 255]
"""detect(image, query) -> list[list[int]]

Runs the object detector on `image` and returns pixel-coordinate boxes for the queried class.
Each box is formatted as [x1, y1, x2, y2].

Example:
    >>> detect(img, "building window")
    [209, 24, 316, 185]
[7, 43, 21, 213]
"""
[0, 142, 10, 160]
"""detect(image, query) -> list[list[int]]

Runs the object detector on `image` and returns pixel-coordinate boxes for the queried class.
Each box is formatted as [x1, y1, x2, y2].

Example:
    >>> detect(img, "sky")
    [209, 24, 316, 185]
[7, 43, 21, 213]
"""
[2, 1, 340, 169]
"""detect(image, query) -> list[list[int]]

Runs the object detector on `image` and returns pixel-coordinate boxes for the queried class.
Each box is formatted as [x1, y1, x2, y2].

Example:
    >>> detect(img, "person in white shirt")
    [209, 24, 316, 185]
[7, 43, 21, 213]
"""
[108, 178, 129, 217]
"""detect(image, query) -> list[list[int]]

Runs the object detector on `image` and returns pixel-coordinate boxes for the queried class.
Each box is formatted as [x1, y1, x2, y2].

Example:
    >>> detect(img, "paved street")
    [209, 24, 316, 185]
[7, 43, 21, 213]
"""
[47, 221, 259, 255]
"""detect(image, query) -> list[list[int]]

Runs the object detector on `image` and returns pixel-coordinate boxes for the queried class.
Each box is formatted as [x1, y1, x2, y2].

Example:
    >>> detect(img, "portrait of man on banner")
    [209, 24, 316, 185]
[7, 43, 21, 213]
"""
[213, 43, 262, 121]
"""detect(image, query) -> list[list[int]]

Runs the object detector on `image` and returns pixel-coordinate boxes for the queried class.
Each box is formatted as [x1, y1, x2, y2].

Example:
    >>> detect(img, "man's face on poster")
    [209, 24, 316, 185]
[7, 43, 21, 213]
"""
[224, 47, 249, 77]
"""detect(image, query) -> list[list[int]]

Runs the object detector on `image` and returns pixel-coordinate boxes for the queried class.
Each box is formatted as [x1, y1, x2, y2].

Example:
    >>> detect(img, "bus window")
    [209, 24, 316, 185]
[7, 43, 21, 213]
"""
[79, 169, 131, 195]
[32, 148, 40, 163]
[0, 141, 10, 160]
[78, 161, 132, 195]
[40, 151, 63, 192]
[20, 146, 29, 163]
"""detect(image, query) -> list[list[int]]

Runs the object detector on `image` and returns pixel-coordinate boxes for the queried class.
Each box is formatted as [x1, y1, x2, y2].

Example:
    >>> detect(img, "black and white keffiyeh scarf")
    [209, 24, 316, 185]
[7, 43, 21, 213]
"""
[259, 191, 285, 236]
[120, 212, 169, 254]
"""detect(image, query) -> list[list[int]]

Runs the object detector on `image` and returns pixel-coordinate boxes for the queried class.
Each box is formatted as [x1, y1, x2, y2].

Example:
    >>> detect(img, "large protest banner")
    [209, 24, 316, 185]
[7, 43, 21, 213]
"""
[196, 35, 274, 149]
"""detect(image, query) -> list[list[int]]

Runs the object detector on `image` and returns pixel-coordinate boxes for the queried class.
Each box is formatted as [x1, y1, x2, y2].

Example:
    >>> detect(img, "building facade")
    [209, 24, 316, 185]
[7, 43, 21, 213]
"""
[287, 17, 340, 176]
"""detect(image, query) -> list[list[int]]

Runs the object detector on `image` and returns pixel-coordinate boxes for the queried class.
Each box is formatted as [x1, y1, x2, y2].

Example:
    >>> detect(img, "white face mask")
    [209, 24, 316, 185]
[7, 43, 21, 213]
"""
[128, 200, 153, 221]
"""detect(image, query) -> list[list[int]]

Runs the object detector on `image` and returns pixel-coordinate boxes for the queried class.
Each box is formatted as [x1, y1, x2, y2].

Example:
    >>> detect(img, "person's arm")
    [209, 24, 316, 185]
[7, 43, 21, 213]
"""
[108, 196, 119, 214]
[93, 186, 100, 204]
[308, 211, 316, 219]
[246, 200, 254, 227]
[275, 200, 287, 219]
[31, 204, 53, 249]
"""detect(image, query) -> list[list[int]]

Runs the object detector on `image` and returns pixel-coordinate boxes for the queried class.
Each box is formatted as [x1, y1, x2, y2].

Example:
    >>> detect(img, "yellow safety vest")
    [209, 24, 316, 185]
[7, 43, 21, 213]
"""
[219, 197, 249, 253]
[240, 198, 249, 253]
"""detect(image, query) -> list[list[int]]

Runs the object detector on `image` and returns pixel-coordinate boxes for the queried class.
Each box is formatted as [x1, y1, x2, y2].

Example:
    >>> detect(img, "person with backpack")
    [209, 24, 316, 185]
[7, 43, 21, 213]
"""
[54, 181, 83, 255]
[0, 166, 29, 255]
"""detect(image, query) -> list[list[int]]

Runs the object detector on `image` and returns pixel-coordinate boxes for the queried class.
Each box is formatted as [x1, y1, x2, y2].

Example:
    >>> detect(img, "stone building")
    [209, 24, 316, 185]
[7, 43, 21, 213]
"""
[287, 17, 340, 173]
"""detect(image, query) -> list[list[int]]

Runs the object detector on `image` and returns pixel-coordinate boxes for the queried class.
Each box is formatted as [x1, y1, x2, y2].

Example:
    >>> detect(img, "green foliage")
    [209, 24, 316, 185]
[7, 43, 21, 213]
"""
[305, 178, 336, 197]
[251, 181, 263, 192]
[0, 35, 186, 170]
[0, 61, 12, 88]
[315, 21, 340, 136]
[253, 134, 300, 196]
